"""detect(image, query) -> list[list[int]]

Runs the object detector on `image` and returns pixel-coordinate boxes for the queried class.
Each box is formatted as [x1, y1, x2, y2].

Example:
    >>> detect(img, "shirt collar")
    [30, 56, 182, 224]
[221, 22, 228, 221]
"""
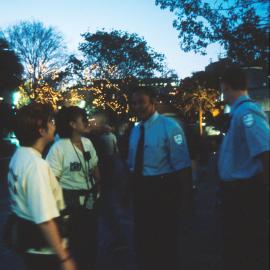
[141, 111, 159, 128]
[230, 95, 250, 115]
[23, 146, 42, 157]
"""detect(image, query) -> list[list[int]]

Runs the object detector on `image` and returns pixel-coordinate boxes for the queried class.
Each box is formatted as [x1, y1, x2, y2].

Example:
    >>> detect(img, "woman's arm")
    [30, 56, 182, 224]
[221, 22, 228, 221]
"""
[39, 219, 77, 270]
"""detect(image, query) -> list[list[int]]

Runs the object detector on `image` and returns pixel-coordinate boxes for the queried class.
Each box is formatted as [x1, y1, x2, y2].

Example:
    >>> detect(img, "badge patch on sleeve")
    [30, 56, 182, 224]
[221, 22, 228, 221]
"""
[243, 114, 254, 127]
[174, 134, 183, 145]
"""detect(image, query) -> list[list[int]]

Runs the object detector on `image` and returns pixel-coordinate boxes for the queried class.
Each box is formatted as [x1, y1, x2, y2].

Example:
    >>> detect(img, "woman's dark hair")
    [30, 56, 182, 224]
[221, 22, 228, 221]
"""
[56, 106, 88, 138]
[220, 65, 247, 91]
[15, 103, 54, 146]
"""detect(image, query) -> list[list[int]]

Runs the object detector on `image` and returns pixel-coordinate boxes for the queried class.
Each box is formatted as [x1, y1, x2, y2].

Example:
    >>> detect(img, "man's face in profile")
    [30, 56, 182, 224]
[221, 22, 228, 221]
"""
[220, 82, 230, 104]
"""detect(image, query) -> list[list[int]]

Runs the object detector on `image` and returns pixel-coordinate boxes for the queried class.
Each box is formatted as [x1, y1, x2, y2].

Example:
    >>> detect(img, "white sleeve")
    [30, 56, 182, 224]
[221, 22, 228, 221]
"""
[46, 143, 63, 178]
[26, 162, 60, 224]
[88, 139, 98, 168]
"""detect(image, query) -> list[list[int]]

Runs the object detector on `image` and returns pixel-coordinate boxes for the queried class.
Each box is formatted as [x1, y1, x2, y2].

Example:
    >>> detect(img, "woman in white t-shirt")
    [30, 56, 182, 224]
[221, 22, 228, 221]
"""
[6, 103, 77, 270]
[46, 106, 100, 270]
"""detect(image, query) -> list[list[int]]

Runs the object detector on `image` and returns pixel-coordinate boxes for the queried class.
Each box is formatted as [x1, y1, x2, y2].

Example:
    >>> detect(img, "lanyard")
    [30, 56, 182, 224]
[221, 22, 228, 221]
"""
[70, 140, 91, 191]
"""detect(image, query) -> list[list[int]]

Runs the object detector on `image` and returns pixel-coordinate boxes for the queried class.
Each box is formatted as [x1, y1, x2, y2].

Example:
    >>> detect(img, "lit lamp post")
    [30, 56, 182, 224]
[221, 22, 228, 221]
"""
[12, 91, 21, 108]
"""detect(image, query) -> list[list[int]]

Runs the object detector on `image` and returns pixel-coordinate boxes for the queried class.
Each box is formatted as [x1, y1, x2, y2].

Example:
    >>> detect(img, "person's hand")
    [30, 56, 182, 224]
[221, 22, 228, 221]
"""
[60, 257, 77, 270]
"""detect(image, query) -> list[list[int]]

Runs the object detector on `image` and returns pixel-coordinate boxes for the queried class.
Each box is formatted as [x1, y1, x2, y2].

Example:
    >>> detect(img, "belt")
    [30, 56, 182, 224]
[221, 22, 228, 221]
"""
[134, 171, 180, 181]
[134, 167, 190, 179]
[63, 189, 89, 195]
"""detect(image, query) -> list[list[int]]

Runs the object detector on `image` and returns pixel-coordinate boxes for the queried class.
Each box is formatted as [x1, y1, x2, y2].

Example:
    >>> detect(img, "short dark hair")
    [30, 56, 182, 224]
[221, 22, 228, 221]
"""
[132, 86, 156, 102]
[15, 103, 54, 146]
[220, 65, 247, 90]
[56, 106, 88, 138]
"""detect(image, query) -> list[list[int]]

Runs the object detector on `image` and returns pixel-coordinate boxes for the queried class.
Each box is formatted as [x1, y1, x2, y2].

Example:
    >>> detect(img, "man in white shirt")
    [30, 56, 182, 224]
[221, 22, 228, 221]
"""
[128, 86, 193, 270]
[218, 66, 269, 270]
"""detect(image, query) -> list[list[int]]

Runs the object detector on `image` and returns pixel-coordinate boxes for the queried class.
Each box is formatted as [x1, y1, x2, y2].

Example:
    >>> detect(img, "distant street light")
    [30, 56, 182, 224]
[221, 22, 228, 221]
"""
[12, 91, 21, 107]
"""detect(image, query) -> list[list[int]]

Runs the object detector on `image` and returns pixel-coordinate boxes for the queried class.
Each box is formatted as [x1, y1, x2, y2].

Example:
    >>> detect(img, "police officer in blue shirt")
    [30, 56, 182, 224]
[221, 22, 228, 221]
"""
[218, 65, 270, 270]
[128, 86, 192, 270]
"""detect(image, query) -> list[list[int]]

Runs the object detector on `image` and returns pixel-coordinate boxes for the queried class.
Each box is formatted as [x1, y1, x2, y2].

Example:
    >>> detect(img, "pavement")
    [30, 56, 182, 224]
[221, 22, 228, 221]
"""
[0, 154, 224, 270]
[178, 154, 223, 270]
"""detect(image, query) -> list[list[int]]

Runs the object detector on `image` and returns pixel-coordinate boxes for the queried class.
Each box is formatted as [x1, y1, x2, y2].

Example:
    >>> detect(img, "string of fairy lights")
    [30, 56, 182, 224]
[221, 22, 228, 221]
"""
[16, 64, 129, 115]
[14, 63, 220, 122]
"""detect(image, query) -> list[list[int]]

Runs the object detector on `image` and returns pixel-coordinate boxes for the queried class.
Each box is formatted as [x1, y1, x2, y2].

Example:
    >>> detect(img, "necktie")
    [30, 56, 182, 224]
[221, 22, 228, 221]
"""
[134, 124, 145, 176]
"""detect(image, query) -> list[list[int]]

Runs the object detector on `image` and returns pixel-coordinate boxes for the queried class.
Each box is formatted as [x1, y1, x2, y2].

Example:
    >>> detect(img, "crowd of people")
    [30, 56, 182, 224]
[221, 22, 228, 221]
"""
[0, 65, 269, 270]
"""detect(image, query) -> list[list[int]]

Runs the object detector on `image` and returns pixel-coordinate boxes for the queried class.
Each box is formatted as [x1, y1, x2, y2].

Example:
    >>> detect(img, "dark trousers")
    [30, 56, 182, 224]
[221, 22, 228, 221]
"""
[133, 172, 181, 270]
[220, 177, 269, 270]
[63, 190, 98, 270]
[22, 253, 59, 270]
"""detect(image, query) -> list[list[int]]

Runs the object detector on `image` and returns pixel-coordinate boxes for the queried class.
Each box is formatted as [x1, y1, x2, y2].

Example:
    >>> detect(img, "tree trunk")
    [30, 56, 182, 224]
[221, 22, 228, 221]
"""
[199, 107, 203, 136]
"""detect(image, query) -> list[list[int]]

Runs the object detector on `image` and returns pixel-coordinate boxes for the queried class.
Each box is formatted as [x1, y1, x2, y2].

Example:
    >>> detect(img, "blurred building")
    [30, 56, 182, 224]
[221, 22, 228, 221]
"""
[244, 67, 270, 117]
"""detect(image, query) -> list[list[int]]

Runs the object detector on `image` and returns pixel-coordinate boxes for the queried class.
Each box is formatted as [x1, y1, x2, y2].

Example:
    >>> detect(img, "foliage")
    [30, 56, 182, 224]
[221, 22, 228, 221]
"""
[226, 13, 269, 67]
[0, 101, 15, 135]
[3, 20, 67, 98]
[180, 71, 219, 91]
[174, 71, 220, 135]
[155, 0, 269, 67]
[78, 30, 166, 79]
[0, 38, 23, 93]
[65, 30, 171, 116]
[17, 82, 83, 110]
[176, 86, 219, 115]
[64, 58, 130, 115]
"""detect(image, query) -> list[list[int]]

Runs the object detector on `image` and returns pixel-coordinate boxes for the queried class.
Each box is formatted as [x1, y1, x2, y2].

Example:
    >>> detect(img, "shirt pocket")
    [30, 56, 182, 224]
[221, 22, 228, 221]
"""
[144, 138, 167, 167]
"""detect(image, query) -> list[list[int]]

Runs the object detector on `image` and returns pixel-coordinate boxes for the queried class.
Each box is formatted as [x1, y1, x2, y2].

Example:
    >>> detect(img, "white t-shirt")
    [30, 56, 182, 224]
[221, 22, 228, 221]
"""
[46, 137, 98, 190]
[8, 147, 65, 224]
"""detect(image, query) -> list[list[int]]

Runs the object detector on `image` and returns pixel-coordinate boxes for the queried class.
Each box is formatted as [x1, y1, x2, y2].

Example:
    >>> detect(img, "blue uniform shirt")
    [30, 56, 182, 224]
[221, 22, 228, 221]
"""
[128, 111, 191, 176]
[218, 95, 270, 181]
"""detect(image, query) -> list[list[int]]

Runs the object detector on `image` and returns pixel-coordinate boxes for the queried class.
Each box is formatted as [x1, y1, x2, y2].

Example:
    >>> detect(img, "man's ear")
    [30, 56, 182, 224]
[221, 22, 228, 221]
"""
[69, 121, 76, 129]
